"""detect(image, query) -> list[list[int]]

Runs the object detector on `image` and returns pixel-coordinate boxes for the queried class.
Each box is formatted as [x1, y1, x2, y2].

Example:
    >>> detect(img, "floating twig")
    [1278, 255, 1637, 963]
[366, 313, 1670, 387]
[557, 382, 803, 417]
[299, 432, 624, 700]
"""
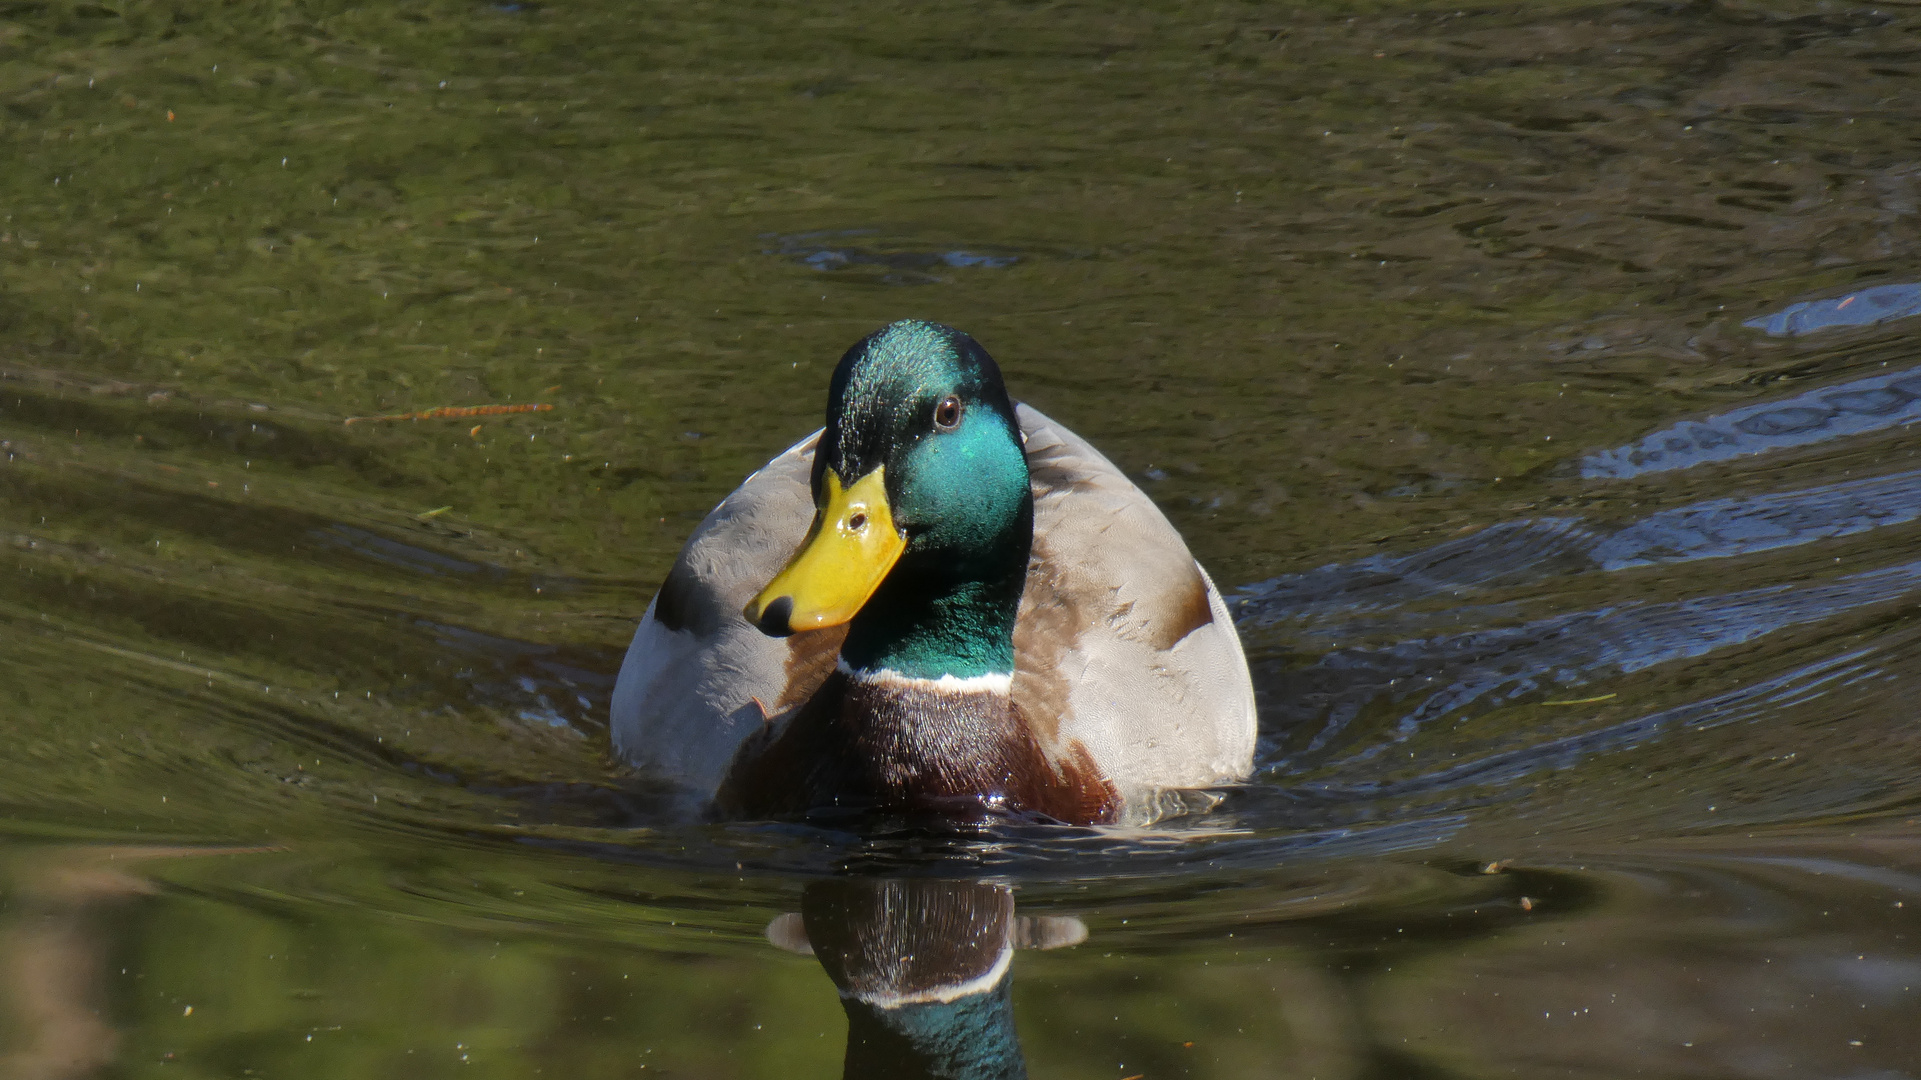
[1543, 692, 1617, 706]
[344, 403, 553, 426]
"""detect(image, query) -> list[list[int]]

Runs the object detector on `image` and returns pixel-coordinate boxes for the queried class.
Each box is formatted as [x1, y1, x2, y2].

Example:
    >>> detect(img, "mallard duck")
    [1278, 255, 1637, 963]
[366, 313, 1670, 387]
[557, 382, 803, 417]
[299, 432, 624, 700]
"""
[610, 320, 1256, 825]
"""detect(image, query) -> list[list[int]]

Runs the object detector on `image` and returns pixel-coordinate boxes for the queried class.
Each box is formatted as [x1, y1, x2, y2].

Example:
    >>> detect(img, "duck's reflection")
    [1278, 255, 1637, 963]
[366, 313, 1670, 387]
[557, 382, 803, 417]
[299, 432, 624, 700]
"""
[768, 878, 1085, 1080]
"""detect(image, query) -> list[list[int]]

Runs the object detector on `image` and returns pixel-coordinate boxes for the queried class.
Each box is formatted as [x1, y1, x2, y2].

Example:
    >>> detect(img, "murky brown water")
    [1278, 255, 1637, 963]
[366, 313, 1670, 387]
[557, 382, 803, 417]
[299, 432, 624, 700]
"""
[4, 1, 1921, 1077]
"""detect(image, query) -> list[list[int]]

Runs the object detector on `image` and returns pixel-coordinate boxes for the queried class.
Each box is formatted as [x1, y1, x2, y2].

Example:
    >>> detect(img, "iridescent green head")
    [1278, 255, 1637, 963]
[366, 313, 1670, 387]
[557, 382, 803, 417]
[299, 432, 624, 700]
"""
[744, 320, 1032, 680]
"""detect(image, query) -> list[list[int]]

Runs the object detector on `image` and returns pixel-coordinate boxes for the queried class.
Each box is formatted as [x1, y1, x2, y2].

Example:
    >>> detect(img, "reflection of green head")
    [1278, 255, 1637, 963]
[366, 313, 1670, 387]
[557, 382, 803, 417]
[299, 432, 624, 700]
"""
[842, 981, 1026, 1080]
[819, 320, 1033, 680]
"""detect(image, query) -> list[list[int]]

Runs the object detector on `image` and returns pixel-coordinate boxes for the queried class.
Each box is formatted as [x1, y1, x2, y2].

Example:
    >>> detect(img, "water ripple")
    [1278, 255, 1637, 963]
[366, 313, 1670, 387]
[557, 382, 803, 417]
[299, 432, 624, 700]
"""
[1267, 559, 1921, 764]
[1238, 470, 1921, 627]
[1580, 365, 1921, 479]
[1282, 648, 1873, 802]
[1594, 469, 1921, 569]
[1743, 282, 1921, 337]
[760, 230, 1020, 285]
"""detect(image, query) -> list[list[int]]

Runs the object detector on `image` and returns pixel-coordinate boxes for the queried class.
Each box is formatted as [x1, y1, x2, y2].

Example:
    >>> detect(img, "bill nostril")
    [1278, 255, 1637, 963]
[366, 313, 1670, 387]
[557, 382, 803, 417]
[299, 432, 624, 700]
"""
[755, 595, 796, 637]
[847, 512, 867, 531]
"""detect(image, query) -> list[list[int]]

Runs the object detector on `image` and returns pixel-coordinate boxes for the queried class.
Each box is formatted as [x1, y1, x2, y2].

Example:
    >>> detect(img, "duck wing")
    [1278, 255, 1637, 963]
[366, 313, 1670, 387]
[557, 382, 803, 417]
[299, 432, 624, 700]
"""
[1011, 405, 1258, 810]
[610, 430, 844, 795]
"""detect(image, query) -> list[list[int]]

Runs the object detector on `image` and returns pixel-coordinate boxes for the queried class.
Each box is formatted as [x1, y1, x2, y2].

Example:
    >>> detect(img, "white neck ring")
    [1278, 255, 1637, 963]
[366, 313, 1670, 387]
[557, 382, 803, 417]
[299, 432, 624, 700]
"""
[837, 658, 1013, 695]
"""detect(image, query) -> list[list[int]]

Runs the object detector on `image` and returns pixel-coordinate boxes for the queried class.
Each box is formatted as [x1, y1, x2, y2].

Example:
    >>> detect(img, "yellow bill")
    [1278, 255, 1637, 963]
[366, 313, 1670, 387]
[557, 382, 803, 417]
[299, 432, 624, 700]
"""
[744, 466, 905, 636]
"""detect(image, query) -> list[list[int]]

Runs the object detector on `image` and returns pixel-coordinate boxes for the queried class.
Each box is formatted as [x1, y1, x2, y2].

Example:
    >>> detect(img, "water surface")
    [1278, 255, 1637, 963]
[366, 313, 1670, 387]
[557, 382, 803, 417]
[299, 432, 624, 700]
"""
[4, 1, 1921, 1077]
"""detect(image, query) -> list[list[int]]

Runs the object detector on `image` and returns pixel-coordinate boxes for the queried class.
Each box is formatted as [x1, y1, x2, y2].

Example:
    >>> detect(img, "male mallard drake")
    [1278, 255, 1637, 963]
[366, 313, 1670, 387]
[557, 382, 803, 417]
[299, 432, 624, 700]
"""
[610, 320, 1256, 825]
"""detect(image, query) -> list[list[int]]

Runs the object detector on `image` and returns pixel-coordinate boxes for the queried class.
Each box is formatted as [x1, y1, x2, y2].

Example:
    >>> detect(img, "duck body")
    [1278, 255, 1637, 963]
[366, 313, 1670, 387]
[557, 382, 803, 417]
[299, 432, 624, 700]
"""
[611, 322, 1257, 826]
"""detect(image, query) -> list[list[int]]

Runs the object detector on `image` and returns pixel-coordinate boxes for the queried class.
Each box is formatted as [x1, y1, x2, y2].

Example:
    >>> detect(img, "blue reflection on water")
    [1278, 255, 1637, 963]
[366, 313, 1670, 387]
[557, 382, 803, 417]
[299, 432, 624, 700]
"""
[763, 230, 1020, 283]
[1237, 466, 1921, 642]
[1238, 463, 1921, 625]
[1744, 282, 1921, 337]
[1226, 285, 1921, 809]
[1238, 320, 1921, 787]
[1246, 543, 1918, 775]
[796, 248, 1016, 270]
[1580, 365, 1921, 479]
[1593, 469, 1921, 569]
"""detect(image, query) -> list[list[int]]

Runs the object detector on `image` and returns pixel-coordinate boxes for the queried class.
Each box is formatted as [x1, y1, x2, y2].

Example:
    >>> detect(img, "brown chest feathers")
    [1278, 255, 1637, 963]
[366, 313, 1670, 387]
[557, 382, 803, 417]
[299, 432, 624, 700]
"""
[715, 672, 1118, 825]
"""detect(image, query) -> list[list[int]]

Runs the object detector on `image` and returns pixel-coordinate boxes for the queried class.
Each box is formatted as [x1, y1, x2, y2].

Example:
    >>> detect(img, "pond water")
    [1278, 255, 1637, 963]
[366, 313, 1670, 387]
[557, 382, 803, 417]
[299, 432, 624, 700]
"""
[5, 1, 1921, 1077]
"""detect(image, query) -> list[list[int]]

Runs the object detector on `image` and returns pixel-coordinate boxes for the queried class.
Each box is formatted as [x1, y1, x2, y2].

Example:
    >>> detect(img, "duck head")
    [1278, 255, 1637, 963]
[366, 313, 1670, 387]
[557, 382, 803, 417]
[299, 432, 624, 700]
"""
[743, 320, 1032, 681]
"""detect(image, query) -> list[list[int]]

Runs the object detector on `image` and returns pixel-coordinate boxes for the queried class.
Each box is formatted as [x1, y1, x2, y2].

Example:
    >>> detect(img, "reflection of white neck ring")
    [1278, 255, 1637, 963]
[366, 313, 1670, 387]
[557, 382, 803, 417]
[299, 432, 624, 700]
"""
[844, 945, 1014, 1007]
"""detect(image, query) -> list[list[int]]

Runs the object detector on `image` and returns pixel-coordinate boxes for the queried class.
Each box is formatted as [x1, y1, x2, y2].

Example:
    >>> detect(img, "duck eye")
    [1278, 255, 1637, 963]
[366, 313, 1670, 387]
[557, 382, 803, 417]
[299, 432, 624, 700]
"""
[933, 396, 963, 432]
